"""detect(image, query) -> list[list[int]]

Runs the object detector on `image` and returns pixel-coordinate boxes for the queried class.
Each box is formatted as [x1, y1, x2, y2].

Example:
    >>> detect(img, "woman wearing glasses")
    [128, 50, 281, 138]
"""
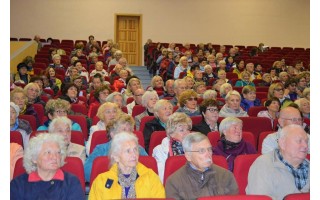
[267, 82, 292, 108]
[176, 90, 201, 117]
[37, 99, 82, 132]
[213, 117, 257, 171]
[192, 99, 220, 135]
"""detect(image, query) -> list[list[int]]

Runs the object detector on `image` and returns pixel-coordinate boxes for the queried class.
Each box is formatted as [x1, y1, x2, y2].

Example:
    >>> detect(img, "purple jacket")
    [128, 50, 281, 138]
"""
[213, 139, 257, 171]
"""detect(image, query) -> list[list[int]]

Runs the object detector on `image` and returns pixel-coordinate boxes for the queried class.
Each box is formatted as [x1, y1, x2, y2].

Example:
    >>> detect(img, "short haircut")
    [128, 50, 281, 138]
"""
[219, 83, 232, 95]
[219, 117, 243, 136]
[166, 112, 192, 137]
[45, 99, 71, 116]
[278, 124, 305, 140]
[225, 90, 241, 101]
[203, 90, 217, 100]
[242, 85, 256, 94]
[264, 97, 281, 108]
[106, 113, 135, 136]
[109, 132, 138, 164]
[199, 99, 219, 119]
[105, 92, 123, 104]
[24, 83, 40, 98]
[61, 83, 79, 96]
[10, 87, 27, 104]
[178, 90, 198, 107]
[153, 99, 173, 118]
[23, 133, 67, 173]
[284, 78, 298, 88]
[48, 116, 72, 133]
[96, 102, 120, 120]
[141, 90, 159, 107]
[182, 132, 208, 152]
[94, 85, 112, 100]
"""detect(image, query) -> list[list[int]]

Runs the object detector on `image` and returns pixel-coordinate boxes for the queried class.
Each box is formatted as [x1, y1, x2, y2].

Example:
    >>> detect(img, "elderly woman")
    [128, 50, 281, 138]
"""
[24, 82, 46, 107]
[88, 85, 112, 117]
[37, 99, 82, 131]
[87, 102, 121, 155]
[14, 63, 31, 84]
[113, 69, 129, 92]
[44, 66, 62, 90]
[48, 117, 86, 163]
[302, 87, 310, 101]
[59, 83, 86, 106]
[219, 90, 248, 117]
[174, 56, 190, 79]
[10, 102, 32, 147]
[295, 73, 308, 98]
[150, 75, 165, 92]
[257, 73, 272, 87]
[183, 76, 195, 89]
[176, 90, 201, 117]
[240, 85, 261, 112]
[235, 71, 255, 87]
[193, 81, 207, 98]
[135, 90, 159, 130]
[294, 98, 310, 119]
[10, 87, 40, 127]
[106, 91, 124, 108]
[257, 97, 280, 127]
[219, 82, 233, 99]
[10, 133, 85, 199]
[213, 117, 257, 171]
[89, 132, 165, 199]
[108, 50, 123, 68]
[267, 82, 292, 108]
[192, 99, 220, 135]
[84, 113, 148, 181]
[122, 76, 143, 102]
[153, 112, 192, 182]
[144, 99, 173, 153]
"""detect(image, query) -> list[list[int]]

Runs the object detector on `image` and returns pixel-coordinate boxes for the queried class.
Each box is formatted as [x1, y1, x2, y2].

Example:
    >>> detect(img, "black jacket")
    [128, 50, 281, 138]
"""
[143, 118, 165, 153]
[192, 119, 219, 136]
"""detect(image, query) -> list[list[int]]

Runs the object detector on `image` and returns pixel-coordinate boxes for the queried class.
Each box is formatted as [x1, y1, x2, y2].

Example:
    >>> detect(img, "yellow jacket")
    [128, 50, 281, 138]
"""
[89, 162, 165, 200]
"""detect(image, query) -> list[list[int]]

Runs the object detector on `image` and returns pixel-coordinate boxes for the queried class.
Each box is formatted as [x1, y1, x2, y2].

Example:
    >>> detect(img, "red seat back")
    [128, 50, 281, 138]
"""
[248, 106, 267, 117]
[10, 131, 24, 148]
[132, 105, 146, 118]
[89, 130, 109, 154]
[148, 131, 167, 155]
[68, 115, 88, 141]
[71, 104, 88, 115]
[233, 154, 261, 194]
[139, 116, 155, 132]
[257, 131, 274, 154]
[284, 193, 310, 200]
[18, 115, 37, 131]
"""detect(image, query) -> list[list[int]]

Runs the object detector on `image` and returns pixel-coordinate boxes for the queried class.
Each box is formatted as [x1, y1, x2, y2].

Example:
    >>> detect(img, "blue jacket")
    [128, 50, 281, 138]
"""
[84, 141, 148, 181]
[37, 119, 82, 132]
[10, 171, 85, 200]
[240, 98, 261, 112]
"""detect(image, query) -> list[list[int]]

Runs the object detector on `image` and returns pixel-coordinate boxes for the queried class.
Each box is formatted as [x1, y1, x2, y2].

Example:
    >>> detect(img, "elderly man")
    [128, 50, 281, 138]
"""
[169, 79, 187, 106]
[49, 54, 65, 70]
[246, 124, 309, 199]
[165, 132, 238, 199]
[160, 79, 175, 99]
[245, 62, 262, 81]
[127, 88, 145, 115]
[48, 116, 86, 163]
[110, 63, 123, 83]
[262, 106, 309, 154]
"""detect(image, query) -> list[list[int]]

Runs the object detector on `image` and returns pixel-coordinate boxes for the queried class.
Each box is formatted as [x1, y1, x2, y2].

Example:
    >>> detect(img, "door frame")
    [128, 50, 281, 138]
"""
[114, 13, 142, 66]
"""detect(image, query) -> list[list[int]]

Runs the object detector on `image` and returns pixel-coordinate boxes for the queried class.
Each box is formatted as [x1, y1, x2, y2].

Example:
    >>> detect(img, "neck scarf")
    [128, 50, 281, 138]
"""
[220, 135, 241, 151]
[118, 166, 137, 199]
[11, 118, 19, 131]
[169, 138, 185, 156]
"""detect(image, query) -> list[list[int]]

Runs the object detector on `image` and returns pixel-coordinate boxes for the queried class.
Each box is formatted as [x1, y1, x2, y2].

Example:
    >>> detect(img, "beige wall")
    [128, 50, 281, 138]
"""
[10, 41, 38, 73]
[11, 0, 309, 48]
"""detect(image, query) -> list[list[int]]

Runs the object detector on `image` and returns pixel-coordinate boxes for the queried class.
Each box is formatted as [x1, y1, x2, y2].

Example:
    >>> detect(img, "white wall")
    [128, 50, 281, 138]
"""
[11, 0, 309, 48]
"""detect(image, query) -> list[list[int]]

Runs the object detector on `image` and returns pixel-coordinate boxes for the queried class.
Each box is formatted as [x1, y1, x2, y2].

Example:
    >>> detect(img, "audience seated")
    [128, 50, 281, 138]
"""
[175, 90, 201, 117]
[14, 63, 31, 84]
[135, 90, 158, 130]
[219, 90, 248, 117]
[240, 85, 261, 112]
[257, 97, 280, 128]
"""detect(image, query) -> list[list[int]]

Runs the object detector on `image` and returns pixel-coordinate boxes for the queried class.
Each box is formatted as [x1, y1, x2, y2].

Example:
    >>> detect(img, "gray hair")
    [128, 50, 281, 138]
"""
[23, 133, 67, 173]
[153, 99, 173, 118]
[182, 132, 208, 152]
[141, 90, 159, 108]
[204, 65, 212, 71]
[52, 54, 61, 60]
[225, 90, 241, 101]
[173, 79, 187, 89]
[220, 83, 232, 95]
[24, 83, 41, 98]
[279, 124, 305, 139]
[219, 117, 243, 136]
[166, 112, 192, 137]
[106, 92, 123, 104]
[203, 90, 217, 100]
[10, 101, 20, 114]
[48, 116, 72, 133]
[109, 132, 138, 164]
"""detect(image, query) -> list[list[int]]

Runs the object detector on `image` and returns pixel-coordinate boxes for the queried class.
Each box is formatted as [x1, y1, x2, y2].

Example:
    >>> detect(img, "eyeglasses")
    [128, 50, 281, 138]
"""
[186, 147, 213, 154]
[281, 117, 303, 123]
[274, 88, 284, 92]
[206, 108, 219, 113]
[187, 97, 198, 101]
[55, 110, 67, 114]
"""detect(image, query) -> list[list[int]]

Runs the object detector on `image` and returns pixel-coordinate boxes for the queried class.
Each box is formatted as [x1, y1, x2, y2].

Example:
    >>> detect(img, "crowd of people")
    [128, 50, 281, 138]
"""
[9, 36, 310, 199]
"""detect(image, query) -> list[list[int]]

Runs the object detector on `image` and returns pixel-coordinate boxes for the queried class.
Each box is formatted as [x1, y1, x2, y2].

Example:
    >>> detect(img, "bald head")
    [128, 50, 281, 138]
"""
[278, 107, 302, 128]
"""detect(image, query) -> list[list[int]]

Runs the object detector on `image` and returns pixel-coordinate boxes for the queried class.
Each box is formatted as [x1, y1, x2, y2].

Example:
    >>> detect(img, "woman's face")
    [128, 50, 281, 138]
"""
[76, 50, 82, 57]
[73, 78, 82, 88]
[185, 96, 198, 110]
[267, 101, 280, 113]
[36, 142, 62, 174]
[67, 86, 78, 99]
[156, 103, 173, 123]
[218, 72, 226, 80]
[92, 78, 102, 89]
[103, 106, 118, 123]
[203, 106, 219, 124]
[227, 94, 240, 110]
[243, 91, 256, 101]
[10, 107, 17, 126]
[34, 80, 43, 91]
[114, 140, 139, 173]
[273, 86, 284, 99]
[116, 122, 133, 134]
[196, 85, 206, 94]
[113, 95, 123, 108]
[224, 123, 243, 143]
[205, 67, 212, 74]
[224, 86, 232, 95]
[120, 70, 128, 80]
[300, 100, 310, 114]
[242, 74, 250, 82]
[49, 68, 55, 77]
[298, 78, 307, 88]
[26, 86, 40, 101]
[98, 89, 109, 103]
[12, 92, 26, 109]
[51, 109, 68, 119]
[146, 96, 158, 109]
[154, 77, 163, 88]
[171, 123, 191, 141]
[181, 58, 188, 67]
[186, 78, 194, 89]
[75, 62, 83, 71]
[280, 74, 288, 82]
[129, 80, 141, 93]
[263, 75, 271, 83]
[238, 61, 245, 69]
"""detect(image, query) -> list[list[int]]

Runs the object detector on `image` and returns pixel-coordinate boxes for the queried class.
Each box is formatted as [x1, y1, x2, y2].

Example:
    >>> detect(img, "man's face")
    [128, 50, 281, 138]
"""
[166, 81, 174, 95]
[246, 63, 254, 73]
[133, 89, 144, 105]
[185, 139, 213, 172]
[279, 108, 303, 128]
[174, 82, 187, 97]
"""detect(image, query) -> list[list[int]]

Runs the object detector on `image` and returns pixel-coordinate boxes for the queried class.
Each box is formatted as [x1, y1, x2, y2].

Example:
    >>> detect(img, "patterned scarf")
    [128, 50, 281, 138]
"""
[220, 135, 241, 151]
[118, 167, 137, 199]
[170, 138, 185, 156]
